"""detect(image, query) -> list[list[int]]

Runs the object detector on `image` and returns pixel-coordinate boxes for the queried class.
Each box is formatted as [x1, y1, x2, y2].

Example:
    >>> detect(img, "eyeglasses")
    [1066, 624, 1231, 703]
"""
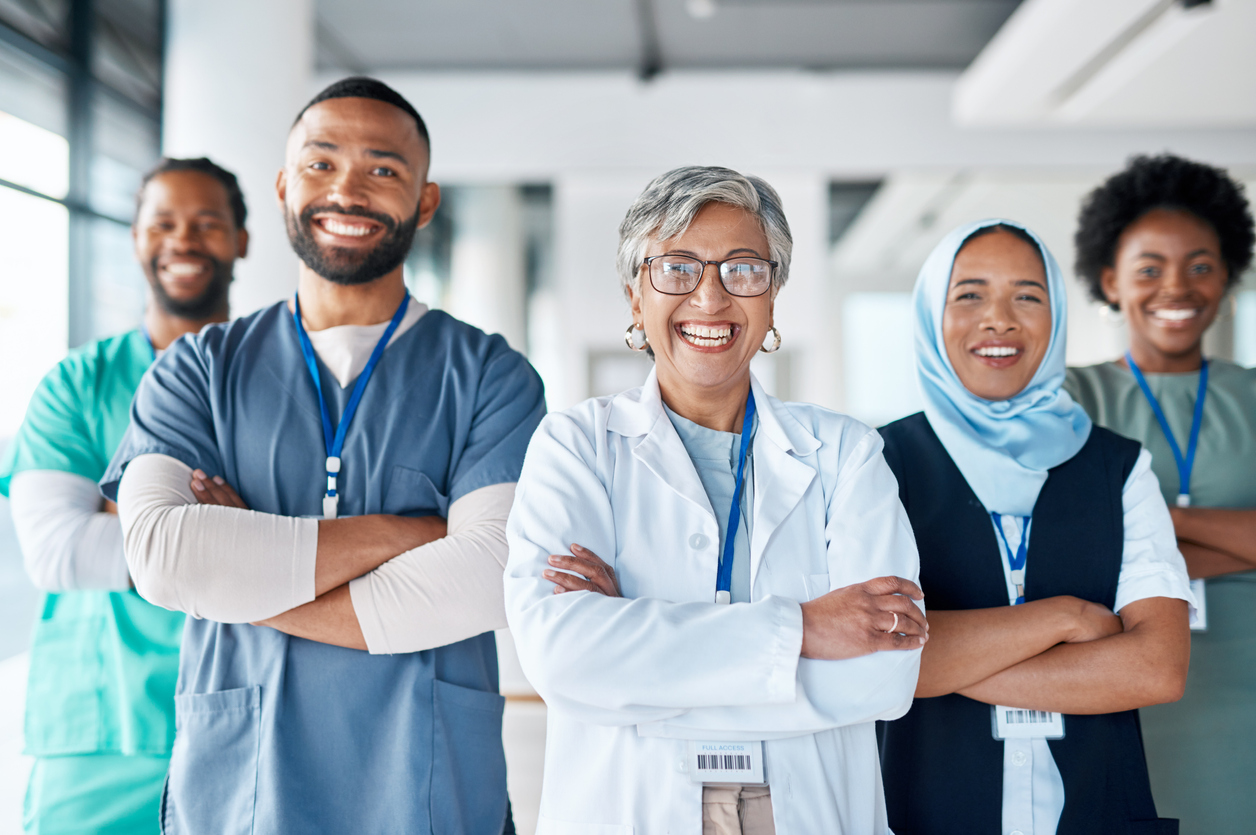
[642, 254, 776, 297]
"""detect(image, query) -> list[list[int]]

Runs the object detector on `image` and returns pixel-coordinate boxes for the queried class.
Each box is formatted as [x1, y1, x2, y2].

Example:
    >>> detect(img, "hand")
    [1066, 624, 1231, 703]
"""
[102, 499, 119, 515]
[799, 576, 927, 660]
[191, 469, 250, 509]
[1059, 595, 1123, 643]
[545, 544, 621, 597]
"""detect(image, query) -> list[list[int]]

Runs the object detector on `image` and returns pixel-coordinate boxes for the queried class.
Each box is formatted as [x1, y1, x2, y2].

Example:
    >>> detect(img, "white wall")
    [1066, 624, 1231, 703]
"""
[348, 70, 1256, 411]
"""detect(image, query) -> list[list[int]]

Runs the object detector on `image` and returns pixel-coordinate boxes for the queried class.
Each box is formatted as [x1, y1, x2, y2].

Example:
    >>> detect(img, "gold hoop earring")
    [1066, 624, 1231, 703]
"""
[625, 323, 649, 352]
[1098, 305, 1125, 326]
[760, 326, 781, 354]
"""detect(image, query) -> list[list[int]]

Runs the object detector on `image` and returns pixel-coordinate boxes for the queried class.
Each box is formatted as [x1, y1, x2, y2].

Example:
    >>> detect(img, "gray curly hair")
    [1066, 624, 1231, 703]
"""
[616, 166, 793, 299]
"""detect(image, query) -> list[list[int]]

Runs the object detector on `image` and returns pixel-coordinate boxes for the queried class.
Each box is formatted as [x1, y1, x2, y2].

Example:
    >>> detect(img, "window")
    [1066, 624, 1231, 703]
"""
[1236, 290, 1256, 368]
[0, 0, 164, 660]
[841, 292, 922, 427]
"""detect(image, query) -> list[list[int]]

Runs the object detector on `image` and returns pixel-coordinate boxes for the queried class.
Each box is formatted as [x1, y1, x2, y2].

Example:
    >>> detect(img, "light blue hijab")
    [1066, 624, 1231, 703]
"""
[914, 218, 1092, 516]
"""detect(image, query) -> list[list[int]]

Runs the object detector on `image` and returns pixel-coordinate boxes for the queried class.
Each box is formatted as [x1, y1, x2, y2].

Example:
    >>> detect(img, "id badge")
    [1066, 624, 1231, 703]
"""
[1190, 578, 1207, 632]
[686, 740, 765, 785]
[991, 705, 1064, 740]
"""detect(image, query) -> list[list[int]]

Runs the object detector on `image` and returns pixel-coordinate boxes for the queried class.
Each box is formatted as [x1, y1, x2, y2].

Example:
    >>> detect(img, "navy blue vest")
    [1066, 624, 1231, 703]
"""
[876, 412, 1175, 835]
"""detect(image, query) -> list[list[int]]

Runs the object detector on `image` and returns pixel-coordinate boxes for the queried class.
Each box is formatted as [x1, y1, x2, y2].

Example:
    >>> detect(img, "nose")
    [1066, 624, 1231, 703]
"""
[326, 166, 370, 210]
[981, 296, 1018, 333]
[687, 263, 732, 312]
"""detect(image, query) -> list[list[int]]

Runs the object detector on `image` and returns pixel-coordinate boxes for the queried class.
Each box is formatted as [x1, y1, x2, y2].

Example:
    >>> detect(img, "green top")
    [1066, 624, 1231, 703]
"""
[1065, 358, 1256, 511]
[1065, 358, 1256, 833]
[0, 329, 184, 756]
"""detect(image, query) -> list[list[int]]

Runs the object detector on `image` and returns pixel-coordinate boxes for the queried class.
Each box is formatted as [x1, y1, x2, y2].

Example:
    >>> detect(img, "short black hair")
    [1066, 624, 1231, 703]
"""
[293, 76, 430, 150]
[135, 157, 247, 230]
[1074, 154, 1254, 308]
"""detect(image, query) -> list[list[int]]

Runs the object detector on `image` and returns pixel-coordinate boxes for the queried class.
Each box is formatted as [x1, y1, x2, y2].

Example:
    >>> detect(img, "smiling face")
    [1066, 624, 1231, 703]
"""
[942, 228, 1052, 401]
[1101, 207, 1228, 369]
[133, 169, 247, 319]
[629, 201, 774, 407]
[277, 96, 441, 285]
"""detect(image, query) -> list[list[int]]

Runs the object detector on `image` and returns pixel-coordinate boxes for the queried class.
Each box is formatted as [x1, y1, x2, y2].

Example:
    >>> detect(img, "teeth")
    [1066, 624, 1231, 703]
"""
[975, 346, 1019, 357]
[164, 262, 205, 276]
[1152, 308, 1199, 321]
[321, 218, 374, 237]
[679, 324, 733, 347]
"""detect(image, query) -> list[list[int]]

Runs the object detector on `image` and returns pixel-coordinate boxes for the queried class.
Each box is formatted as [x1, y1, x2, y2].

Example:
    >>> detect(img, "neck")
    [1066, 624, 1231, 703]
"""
[291, 266, 408, 330]
[658, 370, 752, 433]
[1124, 337, 1205, 374]
[143, 302, 228, 351]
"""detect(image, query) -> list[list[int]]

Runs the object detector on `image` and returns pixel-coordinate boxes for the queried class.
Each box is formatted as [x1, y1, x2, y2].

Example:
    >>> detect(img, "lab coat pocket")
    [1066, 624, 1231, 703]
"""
[165, 686, 260, 835]
[383, 465, 449, 517]
[805, 573, 831, 600]
[431, 679, 507, 835]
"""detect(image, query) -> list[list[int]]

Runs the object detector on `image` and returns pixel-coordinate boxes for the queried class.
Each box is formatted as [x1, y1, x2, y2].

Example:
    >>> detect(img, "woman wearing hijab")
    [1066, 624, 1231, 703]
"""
[504, 166, 925, 835]
[877, 219, 1193, 835]
[1064, 154, 1256, 834]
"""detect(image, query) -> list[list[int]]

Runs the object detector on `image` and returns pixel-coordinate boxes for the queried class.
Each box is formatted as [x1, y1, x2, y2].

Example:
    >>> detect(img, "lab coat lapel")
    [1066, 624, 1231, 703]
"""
[749, 376, 818, 590]
[607, 369, 715, 518]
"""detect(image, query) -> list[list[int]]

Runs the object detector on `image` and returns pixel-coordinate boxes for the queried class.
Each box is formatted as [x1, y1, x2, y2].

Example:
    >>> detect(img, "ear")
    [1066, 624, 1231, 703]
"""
[275, 168, 288, 210]
[235, 228, 250, 260]
[628, 279, 644, 326]
[1099, 266, 1120, 307]
[416, 182, 442, 230]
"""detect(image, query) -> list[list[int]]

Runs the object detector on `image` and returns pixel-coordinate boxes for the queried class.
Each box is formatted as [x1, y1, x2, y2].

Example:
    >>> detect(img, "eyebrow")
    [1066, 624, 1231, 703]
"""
[151, 208, 228, 218]
[302, 139, 410, 165]
[951, 277, 1048, 291]
[1137, 249, 1217, 260]
[666, 247, 766, 259]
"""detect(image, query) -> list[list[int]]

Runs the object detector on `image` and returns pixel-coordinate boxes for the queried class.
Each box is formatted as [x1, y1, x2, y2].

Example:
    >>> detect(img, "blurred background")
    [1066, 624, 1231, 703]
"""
[1, 0, 1254, 831]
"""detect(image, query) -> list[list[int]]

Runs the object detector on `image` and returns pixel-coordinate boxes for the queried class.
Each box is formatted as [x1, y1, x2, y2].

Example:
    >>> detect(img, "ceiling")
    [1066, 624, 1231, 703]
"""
[315, 0, 1024, 76]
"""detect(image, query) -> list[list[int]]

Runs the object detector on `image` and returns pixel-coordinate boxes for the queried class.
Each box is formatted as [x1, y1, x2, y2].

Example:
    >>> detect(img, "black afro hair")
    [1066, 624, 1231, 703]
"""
[1074, 153, 1254, 308]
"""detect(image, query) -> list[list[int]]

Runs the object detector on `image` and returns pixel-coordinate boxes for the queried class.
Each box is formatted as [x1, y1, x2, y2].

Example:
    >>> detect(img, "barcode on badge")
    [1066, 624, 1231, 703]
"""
[1003, 709, 1053, 724]
[697, 754, 752, 771]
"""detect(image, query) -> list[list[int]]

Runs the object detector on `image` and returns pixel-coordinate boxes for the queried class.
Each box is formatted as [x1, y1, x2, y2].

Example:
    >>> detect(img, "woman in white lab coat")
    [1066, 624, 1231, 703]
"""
[504, 166, 926, 835]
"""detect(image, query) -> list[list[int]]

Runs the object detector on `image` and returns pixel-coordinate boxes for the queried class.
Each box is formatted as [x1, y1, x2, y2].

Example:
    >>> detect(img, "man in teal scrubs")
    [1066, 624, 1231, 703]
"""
[0, 157, 248, 834]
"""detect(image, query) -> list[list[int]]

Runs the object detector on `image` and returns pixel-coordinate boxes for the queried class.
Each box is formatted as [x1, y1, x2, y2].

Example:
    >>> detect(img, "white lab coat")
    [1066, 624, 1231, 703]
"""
[505, 371, 922, 835]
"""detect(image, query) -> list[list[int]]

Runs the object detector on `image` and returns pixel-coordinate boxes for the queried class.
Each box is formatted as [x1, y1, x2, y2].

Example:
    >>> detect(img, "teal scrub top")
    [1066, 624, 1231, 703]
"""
[0, 329, 184, 757]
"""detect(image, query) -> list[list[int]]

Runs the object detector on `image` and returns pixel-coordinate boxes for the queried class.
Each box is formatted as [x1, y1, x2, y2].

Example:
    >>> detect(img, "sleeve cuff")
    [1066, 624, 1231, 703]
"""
[1114, 568, 1200, 626]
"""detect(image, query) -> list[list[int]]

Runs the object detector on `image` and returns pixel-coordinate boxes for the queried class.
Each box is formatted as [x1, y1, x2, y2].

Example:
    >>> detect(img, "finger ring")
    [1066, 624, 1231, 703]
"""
[886, 612, 899, 633]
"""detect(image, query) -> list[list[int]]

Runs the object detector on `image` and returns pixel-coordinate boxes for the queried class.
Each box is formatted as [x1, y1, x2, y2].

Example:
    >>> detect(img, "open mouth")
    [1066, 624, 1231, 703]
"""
[1149, 308, 1202, 323]
[677, 322, 736, 349]
[313, 215, 383, 240]
[970, 343, 1023, 367]
[157, 257, 212, 283]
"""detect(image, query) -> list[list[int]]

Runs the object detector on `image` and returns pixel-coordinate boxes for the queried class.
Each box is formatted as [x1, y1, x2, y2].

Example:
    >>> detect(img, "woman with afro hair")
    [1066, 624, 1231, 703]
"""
[1064, 153, 1256, 834]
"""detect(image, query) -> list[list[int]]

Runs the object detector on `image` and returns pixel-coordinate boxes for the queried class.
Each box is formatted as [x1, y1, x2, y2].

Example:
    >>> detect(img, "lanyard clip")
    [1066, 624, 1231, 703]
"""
[1176, 493, 1191, 508]
[715, 590, 731, 605]
[323, 494, 339, 520]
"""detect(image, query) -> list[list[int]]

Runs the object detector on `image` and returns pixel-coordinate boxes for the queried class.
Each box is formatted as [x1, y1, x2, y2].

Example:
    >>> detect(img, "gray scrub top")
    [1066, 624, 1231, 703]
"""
[1065, 358, 1256, 835]
[663, 403, 757, 603]
[101, 302, 546, 835]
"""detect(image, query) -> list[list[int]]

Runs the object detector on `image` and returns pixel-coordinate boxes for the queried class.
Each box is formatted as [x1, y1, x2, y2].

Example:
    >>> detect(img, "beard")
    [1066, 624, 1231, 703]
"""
[285, 201, 421, 286]
[146, 256, 232, 319]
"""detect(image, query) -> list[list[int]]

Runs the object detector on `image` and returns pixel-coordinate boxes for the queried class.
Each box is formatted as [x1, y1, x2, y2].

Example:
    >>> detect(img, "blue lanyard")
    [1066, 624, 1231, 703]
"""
[990, 512, 1030, 605]
[715, 390, 756, 604]
[292, 292, 410, 518]
[1125, 351, 1208, 507]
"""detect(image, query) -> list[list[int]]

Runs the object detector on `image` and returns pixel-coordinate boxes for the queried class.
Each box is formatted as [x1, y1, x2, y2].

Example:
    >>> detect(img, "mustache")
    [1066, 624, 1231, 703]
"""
[299, 204, 398, 234]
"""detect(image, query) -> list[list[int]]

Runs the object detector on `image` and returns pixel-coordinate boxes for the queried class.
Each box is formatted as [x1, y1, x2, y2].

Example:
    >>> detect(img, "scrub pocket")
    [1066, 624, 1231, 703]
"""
[382, 465, 449, 517]
[164, 686, 260, 835]
[430, 680, 507, 835]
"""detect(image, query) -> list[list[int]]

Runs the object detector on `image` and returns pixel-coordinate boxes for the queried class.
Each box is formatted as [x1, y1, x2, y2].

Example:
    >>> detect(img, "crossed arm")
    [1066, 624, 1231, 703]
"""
[917, 596, 1189, 714]
[117, 454, 512, 652]
[1171, 506, 1256, 579]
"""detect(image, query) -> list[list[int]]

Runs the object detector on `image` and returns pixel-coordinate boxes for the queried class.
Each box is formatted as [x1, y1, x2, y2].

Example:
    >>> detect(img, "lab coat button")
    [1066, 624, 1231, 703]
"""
[1011, 751, 1028, 767]
[1010, 830, 1025, 835]
[689, 533, 709, 549]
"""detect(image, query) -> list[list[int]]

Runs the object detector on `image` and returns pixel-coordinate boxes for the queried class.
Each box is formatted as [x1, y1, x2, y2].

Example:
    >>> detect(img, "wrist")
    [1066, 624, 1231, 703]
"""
[798, 600, 816, 659]
[1051, 596, 1083, 644]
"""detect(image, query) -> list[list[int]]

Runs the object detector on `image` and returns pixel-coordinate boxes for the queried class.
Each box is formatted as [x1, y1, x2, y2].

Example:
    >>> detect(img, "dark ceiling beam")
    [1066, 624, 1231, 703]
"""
[634, 0, 663, 81]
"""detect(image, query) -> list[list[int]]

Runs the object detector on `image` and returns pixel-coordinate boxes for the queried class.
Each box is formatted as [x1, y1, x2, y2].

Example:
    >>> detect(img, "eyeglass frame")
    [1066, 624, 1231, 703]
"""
[640, 254, 778, 298]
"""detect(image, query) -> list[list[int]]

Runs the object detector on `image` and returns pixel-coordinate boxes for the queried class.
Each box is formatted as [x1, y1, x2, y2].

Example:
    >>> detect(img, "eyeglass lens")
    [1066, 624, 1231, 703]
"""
[650, 256, 771, 297]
